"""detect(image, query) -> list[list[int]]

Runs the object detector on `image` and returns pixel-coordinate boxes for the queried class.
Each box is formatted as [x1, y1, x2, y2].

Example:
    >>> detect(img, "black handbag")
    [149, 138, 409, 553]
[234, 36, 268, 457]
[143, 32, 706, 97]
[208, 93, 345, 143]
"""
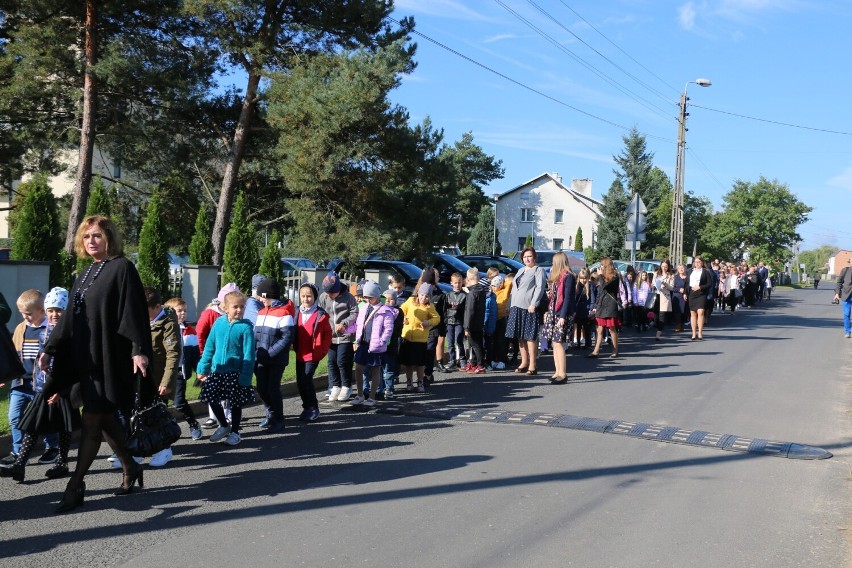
[126, 373, 182, 457]
[1, 325, 25, 382]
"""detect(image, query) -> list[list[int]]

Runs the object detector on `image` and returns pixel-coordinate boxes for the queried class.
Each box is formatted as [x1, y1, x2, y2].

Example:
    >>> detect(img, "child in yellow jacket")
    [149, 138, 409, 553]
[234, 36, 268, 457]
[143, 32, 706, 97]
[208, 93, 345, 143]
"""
[399, 283, 440, 393]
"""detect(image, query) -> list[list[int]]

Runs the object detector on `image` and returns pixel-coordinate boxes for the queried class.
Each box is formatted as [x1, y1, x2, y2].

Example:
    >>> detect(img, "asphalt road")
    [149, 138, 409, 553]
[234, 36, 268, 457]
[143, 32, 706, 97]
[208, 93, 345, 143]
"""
[1, 287, 850, 567]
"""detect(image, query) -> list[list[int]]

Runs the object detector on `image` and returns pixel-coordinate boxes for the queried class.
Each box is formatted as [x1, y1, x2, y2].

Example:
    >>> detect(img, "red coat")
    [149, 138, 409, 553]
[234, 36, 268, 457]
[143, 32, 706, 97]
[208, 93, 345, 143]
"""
[295, 308, 332, 363]
[195, 307, 224, 354]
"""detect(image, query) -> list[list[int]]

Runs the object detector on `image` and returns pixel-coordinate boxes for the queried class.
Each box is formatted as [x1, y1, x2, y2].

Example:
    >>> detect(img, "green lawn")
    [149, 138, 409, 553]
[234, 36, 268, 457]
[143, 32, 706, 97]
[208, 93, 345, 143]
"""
[0, 351, 327, 437]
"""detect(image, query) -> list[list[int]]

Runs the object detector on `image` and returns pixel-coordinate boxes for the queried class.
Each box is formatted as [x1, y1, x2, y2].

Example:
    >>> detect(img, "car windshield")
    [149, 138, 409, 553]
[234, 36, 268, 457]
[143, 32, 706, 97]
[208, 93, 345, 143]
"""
[435, 255, 471, 272]
[384, 261, 423, 281]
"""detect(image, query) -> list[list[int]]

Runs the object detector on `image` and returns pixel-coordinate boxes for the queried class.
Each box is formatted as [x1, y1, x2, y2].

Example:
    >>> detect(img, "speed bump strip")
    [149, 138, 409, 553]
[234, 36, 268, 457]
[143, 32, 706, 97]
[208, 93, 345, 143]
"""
[375, 404, 832, 460]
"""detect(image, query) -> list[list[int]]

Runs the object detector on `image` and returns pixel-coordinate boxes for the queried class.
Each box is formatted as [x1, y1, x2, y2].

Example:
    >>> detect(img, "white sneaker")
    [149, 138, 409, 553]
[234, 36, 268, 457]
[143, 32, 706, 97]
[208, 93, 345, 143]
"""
[223, 432, 241, 446]
[337, 386, 352, 401]
[350, 395, 365, 405]
[328, 386, 341, 401]
[362, 398, 376, 407]
[149, 447, 173, 467]
[209, 425, 232, 442]
[111, 455, 142, 469]
[106, 453, 118, 463]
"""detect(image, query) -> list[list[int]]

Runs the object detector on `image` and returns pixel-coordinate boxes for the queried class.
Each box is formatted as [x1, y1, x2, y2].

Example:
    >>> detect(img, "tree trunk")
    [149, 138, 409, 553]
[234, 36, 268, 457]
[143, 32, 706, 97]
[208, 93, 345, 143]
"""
[211, 71, 262, 266]
[64, 0, 97, 255]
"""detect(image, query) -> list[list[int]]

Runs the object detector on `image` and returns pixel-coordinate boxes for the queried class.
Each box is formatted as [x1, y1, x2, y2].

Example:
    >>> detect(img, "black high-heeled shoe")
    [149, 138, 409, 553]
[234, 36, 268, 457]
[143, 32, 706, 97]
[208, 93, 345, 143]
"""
[0, 463, 25, 482]
[114, 463, 144, 496]
[54, 481, 85, 514]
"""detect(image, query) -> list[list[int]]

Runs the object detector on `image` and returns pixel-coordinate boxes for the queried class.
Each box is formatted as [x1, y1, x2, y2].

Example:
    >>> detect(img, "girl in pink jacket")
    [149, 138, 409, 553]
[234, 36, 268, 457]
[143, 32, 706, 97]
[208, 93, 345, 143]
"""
[351, 281, 394, 408]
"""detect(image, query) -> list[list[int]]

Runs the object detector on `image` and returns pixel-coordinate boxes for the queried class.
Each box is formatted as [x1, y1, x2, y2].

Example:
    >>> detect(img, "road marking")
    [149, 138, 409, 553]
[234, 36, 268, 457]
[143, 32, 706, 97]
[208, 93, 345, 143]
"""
[375, 404, 832, 460]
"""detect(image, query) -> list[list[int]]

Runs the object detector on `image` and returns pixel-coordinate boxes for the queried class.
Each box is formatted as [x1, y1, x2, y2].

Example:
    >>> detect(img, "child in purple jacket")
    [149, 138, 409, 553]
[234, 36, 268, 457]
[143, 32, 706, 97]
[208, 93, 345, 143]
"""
[351, 281, 395, 408]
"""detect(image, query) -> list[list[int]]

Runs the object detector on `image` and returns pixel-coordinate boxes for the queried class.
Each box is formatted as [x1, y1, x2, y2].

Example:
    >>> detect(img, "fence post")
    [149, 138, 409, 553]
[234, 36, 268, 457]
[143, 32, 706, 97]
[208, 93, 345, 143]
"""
[364, 269, 393, 292]
[182, 265, 221, 323]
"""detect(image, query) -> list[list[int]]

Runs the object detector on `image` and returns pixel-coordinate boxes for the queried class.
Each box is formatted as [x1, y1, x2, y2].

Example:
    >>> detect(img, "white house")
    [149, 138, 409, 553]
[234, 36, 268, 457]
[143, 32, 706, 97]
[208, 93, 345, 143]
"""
[494, 172, 601, 254]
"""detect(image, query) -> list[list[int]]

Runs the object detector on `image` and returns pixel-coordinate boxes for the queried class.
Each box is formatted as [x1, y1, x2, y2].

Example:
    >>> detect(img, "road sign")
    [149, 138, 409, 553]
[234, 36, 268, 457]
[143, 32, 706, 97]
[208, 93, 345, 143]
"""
[626, 194, 648, 234]
[626, 232, 646, 242]
[625, 240, 641, 250]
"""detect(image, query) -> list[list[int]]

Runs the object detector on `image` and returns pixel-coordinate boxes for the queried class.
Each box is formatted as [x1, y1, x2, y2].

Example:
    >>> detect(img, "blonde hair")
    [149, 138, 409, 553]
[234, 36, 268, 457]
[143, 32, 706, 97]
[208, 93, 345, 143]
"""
[222, 291, 246, 307]
[450, 272, 464, 284]
[466, 267, 479, 281]
[549, 252, 570, 282]
[576, 267, 590, 298]
[16, 289, 44, 311]
[486, 267, 500, 279]
[164, 297, 187, 310]
[73, 215, 122, 259]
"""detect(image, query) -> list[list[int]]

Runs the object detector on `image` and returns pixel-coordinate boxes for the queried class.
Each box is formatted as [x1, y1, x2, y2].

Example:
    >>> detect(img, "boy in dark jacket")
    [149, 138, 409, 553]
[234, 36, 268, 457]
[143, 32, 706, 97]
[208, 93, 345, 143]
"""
[254, 279, 295, 432]
[442, 273, 467, 371]
[463, 268, 487, 374]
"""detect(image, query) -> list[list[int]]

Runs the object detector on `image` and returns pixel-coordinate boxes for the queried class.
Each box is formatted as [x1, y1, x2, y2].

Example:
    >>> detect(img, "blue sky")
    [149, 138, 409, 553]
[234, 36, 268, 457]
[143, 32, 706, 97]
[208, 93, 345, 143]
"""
[389, 0, 852, 252]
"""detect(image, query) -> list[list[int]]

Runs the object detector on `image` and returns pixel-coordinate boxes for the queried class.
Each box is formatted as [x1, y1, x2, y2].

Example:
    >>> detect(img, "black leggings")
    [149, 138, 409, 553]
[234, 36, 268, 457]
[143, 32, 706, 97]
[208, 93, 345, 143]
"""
[210, 403, 243, 433]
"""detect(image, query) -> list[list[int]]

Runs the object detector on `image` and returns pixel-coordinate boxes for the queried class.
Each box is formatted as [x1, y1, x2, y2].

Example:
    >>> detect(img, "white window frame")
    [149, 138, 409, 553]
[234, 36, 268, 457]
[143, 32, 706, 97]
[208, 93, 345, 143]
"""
[554, 209, 564, 224]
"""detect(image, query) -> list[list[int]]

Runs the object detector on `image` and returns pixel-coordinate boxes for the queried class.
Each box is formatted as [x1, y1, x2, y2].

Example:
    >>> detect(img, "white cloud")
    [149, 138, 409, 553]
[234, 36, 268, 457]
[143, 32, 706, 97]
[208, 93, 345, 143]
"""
[393, 0, 495, 22]
[483, 34, 517, 44]
[679, 2, 697, 30]
[827, 166, 852, 190]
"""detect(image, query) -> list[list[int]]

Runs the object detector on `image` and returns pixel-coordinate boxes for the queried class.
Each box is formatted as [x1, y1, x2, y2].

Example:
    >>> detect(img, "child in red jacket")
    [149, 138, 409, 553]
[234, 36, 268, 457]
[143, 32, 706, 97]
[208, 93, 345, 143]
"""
[294, 283, 332, 421]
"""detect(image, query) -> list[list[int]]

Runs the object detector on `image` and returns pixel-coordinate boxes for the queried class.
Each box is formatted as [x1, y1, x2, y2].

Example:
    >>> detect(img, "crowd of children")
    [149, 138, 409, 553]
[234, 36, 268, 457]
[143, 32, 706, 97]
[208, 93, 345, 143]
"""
[0, 255, 779, 482]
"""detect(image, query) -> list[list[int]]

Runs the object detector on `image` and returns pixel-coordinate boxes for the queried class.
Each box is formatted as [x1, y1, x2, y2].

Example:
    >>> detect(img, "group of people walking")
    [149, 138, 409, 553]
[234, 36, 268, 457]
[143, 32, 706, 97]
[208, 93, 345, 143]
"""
[0, 218, 784, 515]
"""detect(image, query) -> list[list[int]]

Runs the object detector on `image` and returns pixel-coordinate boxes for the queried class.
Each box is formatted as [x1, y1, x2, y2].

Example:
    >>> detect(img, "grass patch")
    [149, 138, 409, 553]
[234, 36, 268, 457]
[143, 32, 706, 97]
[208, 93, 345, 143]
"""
[0, 351, 327, 437]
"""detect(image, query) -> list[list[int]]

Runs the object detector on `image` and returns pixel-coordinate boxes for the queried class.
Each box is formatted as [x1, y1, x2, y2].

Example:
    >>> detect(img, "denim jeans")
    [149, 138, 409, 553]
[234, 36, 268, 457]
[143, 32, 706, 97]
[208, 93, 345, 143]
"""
[296, 361, 319, 408]
[445, 323, 465, 365]
[843, 296, 852, 334]
[326, 342, 353, 390]
[379, 353, 398, 394]
[8, 388, 58, 454]
[255, 364, 285, 421]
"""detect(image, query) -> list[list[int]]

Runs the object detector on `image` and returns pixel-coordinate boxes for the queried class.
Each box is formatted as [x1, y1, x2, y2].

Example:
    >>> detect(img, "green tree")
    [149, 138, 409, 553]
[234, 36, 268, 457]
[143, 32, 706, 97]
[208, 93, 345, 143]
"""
[10, 175, 63, 285]
[189, 204, 215, 265]
[466, 205, 499, 254]
[136, 189, 170, 295]
[184, 1, 413, 265]
[441, 132, 504, 246]
[652, 186, 712, 263]
[258, 230, 284, 280]
[702, 177, 811, 262]
[76, 176, 113, 274]
[268, 43, 456, 261]
[524, 234, 533, 249]
[574, 227, 583, 251]
[222, 193, 260, 292]
[595, 179, 629, 259]
[797, 245, 837, 276]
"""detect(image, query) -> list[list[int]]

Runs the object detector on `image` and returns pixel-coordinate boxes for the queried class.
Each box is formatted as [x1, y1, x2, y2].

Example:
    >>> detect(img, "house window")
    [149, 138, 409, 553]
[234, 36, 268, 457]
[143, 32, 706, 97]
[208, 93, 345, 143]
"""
[521, 208, 534, 222]
[553, 238, 564, 250]
[518, 237, 526, 250]
[554, 209, 564, 224]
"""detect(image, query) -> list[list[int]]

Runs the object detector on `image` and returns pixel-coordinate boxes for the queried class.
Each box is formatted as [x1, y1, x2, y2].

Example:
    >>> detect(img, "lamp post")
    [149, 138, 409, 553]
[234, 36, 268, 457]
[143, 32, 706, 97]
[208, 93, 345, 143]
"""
[491, 196, 498, 255]
[669, 78, 711, 265]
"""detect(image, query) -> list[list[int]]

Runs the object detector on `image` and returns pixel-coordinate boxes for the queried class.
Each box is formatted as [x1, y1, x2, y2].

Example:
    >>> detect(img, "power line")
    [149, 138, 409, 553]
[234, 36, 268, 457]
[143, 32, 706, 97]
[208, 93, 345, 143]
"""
[387, 16, 675, 141]
[692, 104, 852, 137]
[494, 0, 675, 123]
[557, 1, 679, 98]
[686, 147, 728, 192]
[526, 0, 673, 104]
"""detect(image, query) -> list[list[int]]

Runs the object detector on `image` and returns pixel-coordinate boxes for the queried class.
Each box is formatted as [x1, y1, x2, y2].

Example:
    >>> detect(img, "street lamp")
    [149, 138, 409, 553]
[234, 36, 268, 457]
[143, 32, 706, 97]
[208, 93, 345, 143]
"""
[491, 196, 498, 255]
[669, 78, 711, 264]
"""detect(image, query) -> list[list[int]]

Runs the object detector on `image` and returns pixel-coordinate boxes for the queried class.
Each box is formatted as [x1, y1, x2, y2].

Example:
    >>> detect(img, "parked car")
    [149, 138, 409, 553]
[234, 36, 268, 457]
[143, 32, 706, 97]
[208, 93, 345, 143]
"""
[512, 249, 586, 274]
[419, 252, 487, 285]
[456, 254, 523, 276]
[280, 259, 301, 276]
[325, 258, 452, 298]
[588, 259, 661, 275]
[282, 257, 316, 269]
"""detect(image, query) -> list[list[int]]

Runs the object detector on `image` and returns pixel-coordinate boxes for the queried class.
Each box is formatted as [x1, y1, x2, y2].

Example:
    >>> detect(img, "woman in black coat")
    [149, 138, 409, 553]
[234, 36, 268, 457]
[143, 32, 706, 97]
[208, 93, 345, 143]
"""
[41, 215, 153, 513]
[686, 256, 712, 340]
[672, 264, 689, 332]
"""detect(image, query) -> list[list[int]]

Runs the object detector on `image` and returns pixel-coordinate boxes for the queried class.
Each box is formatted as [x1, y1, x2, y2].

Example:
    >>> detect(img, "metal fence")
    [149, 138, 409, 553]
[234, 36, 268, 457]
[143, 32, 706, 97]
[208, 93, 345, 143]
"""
[167, 268, 305, 302]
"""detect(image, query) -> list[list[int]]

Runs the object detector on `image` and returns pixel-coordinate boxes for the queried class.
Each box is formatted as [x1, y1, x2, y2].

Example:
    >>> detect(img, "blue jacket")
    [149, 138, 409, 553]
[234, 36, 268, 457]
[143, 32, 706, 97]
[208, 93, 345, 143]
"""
[484, 290, 497, 335]
[254, 299, 295, 367]
[197, 316, 256, 386]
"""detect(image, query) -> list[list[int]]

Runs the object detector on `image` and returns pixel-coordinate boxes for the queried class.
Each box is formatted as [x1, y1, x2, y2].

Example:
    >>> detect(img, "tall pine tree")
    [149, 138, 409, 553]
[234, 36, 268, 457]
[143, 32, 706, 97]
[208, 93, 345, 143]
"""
[595, 179, 629, 259]
[136, 189, 170, 296]
[574, 227, 583, 251]
[222, 193, 260, 293]
[77, 176, 113, 275]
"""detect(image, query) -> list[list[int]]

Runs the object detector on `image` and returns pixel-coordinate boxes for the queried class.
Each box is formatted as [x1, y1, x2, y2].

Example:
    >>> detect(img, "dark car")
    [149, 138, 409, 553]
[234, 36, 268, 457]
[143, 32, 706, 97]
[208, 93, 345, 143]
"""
[456, 254, 523, 276]
[512, 249, 587, 275]
[0, 248, 10, 261]
[420, 252, 487, 285]
[325, 258, 452, 298]
[282, 257, 316, 269]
